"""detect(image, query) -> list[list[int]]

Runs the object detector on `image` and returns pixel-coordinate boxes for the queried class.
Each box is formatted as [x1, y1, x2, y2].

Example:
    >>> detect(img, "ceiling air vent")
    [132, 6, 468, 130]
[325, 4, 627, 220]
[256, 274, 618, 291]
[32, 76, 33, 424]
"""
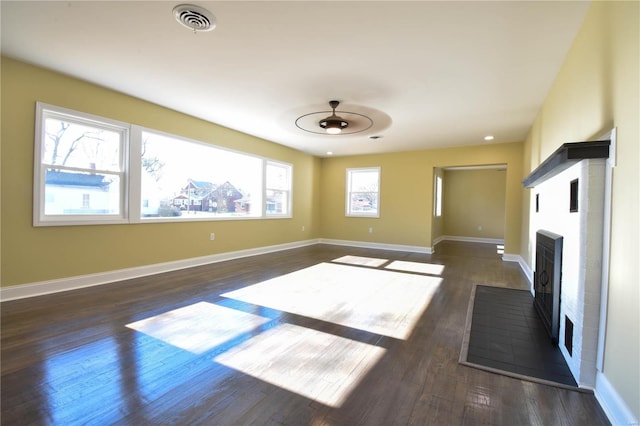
[173, 4, 216, 32]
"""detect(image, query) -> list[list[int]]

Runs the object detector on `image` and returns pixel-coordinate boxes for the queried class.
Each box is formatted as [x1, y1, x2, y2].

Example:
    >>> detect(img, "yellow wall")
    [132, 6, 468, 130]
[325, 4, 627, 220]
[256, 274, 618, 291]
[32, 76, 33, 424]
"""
[443, 169, 506, 239]
[320, 142, 522, 251]
[1, 58, 523, 287]
[1, 57, 321, 286]
[520, 1, 639, 418]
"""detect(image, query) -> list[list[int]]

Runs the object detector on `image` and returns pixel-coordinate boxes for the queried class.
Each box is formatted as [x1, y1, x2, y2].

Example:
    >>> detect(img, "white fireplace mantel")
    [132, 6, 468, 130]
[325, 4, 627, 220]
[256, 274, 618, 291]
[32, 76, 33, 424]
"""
[524, 140, 610, 389]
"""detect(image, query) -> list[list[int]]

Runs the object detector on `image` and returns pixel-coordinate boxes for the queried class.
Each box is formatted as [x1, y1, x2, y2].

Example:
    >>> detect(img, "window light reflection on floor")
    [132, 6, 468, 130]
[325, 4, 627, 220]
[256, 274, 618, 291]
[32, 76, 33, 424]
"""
[222, 262, 441, 340]
[332, 255, 389, 267]
[126, 261, 442, 408]
[384, 260, 445, 276]
[126, 302, 271, 355]
[214, 323, 386, 407]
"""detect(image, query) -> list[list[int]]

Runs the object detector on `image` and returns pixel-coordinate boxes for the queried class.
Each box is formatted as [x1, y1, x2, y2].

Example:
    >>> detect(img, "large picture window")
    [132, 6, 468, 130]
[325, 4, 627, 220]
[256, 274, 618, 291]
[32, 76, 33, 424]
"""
[34, 103, 292, 226]
[346, 167, 380, 217]
[139, 130, 263, 220]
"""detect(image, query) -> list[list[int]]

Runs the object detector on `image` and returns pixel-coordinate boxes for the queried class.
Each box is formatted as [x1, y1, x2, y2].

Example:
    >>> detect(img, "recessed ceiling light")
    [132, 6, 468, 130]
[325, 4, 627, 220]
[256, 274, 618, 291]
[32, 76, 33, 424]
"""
[326, 151, 334, 156]
[484, 135, 494, 141]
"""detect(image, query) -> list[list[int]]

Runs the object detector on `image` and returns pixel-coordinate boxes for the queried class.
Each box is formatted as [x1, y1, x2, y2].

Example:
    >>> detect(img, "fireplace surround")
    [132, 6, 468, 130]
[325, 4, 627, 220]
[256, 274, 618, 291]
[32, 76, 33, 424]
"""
[524, 140, 610, 388]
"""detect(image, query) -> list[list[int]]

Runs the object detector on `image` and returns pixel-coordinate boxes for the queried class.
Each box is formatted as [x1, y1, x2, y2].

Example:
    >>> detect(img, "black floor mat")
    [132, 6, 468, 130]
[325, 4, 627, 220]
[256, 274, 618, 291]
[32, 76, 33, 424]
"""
[460, 284, 578, 388]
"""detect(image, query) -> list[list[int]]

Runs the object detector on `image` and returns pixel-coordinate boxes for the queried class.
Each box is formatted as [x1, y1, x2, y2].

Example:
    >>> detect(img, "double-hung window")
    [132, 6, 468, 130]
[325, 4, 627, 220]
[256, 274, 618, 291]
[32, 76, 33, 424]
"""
[34, 103, 129, 226]
[265, 161, 292, 217]
[346, 167, 380, 217]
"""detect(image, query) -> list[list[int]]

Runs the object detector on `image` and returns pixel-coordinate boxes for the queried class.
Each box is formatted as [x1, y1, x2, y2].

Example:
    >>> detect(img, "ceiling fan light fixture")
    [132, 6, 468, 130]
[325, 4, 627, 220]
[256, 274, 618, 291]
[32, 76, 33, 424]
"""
[319, 116, 349, 134]
[294, 101, 376, 136]
[319, 100, 349, 134]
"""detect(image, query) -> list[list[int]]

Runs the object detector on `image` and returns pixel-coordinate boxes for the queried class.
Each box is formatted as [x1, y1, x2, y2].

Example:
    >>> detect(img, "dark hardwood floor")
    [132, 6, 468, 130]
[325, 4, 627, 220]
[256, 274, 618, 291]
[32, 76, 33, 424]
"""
[1, 242, 610, 425]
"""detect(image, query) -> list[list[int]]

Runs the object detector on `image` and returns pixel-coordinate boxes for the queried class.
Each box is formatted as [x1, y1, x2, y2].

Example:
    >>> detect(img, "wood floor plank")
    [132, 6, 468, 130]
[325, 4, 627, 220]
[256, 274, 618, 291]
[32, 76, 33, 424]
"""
[1, 242, 610, 425]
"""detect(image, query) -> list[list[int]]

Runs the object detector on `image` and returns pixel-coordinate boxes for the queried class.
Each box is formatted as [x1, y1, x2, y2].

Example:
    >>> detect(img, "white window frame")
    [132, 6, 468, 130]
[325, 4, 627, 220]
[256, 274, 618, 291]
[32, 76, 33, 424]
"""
[264, 160, 293, 218]
[346, 167, 380, 218]
[34, 102, 130, 226]
[34, 103, 293, 226]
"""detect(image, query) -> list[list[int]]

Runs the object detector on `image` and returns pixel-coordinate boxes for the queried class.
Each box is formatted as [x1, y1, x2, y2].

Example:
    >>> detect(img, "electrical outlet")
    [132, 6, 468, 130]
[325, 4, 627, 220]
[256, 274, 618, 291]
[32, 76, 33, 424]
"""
[477, 225, 482, 231]
[301, 225, 305, 232]
[210, 232, 215, 241]
[368, 227, 373, 233]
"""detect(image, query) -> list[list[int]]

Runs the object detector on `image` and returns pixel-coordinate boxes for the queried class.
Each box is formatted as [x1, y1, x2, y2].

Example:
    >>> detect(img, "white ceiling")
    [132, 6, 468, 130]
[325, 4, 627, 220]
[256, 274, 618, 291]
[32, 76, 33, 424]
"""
[1, 1, 590, 157]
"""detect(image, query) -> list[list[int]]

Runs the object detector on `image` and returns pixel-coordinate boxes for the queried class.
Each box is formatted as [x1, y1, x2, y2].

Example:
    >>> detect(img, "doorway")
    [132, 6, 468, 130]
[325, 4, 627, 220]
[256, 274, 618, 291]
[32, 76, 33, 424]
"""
[432, 165, 507, 248]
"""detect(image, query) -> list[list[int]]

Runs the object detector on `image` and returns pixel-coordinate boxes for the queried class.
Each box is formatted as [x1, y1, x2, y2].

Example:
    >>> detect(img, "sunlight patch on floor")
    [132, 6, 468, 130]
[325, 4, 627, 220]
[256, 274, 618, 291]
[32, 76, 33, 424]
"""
[222, 262, 442, 340]
[385, 260, 445, 276]
[332, 255, 389, 267]
[125, 262, 438, 407]
[126, 302, 271, 354]
[214, 323, 386, 407]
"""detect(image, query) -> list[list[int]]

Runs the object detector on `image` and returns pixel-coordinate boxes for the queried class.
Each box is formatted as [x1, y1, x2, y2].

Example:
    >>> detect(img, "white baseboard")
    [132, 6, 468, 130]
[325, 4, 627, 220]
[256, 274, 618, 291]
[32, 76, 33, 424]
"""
[432, 235, 445, 247]
[595, 371, 639, 425]
[434, 235, 504, 245]
[501, 253, 520, 263]
[0, 239, 320, 302]
[1, 238, 434, 302]
[503, 253, 534, 289]
[319, 238, 432, 254]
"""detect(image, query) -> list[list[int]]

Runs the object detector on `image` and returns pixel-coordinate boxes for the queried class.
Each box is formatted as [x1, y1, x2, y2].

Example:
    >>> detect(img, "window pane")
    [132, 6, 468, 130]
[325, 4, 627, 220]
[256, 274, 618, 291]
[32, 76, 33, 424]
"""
[350, 170, 379, 192]
[44, 169, 121, 215]
[266, 189, 288, 214]
[140, 131, 262, 219]
[266, 163, 288, 190]
[43, 117, 121, 171]
[265, 162, 291, 216]
[350, 192, 378, 213]
[347, 167, 380, 217]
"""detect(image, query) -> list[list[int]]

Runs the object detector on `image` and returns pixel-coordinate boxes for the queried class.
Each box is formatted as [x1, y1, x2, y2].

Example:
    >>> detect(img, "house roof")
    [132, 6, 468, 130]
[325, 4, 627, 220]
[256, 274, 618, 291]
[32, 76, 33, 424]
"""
[187, 180, 215, 190]
[45, 170, 111, 188]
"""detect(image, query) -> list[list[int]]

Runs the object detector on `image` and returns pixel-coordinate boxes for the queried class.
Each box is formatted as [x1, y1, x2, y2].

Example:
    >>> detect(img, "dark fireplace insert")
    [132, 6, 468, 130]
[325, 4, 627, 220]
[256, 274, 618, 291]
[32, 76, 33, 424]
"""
[534, 230, 563, 343]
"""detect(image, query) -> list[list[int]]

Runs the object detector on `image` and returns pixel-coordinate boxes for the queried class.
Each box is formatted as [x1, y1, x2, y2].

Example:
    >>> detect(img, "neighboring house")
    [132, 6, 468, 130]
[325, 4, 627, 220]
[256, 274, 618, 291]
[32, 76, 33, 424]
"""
[44, 170, 115, 214]
[234, 196, 251, 214]
[265, 192, 285, 214]
[171, 194, 188, 209]
[352, 196, 373, 211]
[172, 179, 215, 212]
[183, 179, 215, 197]
[171, 193, 205, 212]
[202, 181, 243, 213]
